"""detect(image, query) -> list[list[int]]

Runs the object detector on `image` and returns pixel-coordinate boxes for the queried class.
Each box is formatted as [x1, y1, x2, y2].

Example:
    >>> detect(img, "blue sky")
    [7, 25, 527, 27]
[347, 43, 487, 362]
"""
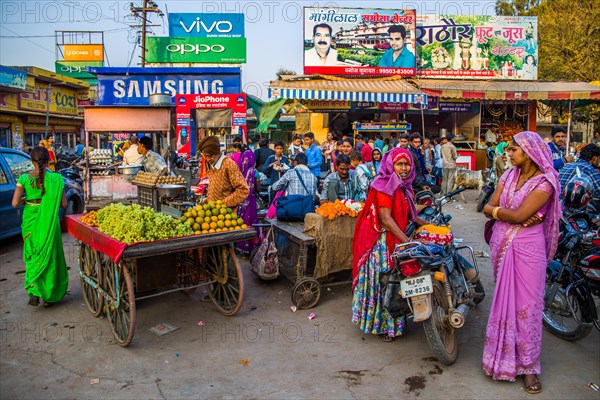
[1, 1, 496, 99]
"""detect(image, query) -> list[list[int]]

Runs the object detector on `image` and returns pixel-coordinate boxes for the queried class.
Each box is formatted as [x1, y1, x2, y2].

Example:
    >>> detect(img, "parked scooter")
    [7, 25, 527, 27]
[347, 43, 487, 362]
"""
[383, 186, 485, 365]
[543, 211, 600, 341]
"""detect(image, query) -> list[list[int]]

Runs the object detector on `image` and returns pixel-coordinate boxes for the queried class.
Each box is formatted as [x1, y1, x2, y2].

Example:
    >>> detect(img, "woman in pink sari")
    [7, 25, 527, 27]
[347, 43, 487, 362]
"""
[482, 131, 561, 394]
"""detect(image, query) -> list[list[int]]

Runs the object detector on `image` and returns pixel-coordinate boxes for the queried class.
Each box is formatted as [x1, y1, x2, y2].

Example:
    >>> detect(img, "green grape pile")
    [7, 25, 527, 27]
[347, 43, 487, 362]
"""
[97, 203, 193, 244]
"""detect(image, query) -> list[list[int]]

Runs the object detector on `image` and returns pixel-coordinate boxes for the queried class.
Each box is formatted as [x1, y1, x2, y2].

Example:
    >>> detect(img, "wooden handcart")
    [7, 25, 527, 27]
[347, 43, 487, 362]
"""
[266, 214, 354, 310]
[66, 215, 255, 347]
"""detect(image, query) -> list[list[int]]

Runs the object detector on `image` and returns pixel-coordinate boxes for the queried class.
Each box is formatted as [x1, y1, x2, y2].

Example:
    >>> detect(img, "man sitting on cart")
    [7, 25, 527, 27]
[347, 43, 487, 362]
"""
[319, 154, 365, 203]
[138, 136, 169, 176]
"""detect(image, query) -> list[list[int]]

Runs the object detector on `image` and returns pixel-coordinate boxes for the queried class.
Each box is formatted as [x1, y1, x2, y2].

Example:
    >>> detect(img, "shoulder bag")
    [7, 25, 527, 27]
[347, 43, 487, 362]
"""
[276, 169, 315, 221]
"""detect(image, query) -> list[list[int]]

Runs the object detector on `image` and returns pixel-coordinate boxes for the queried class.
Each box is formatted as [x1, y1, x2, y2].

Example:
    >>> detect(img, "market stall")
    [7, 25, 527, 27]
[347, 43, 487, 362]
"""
[67, 213, 255, 347]
[82, 106, 173, 209]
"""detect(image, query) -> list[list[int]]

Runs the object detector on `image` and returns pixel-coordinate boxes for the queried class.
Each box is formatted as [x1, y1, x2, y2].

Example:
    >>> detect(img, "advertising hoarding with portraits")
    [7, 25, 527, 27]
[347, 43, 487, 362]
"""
[303, 7, 416, 76]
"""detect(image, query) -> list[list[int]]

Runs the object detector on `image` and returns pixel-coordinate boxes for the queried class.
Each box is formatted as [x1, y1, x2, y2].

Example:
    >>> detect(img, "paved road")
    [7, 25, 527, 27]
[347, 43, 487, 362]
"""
[1, 190, 598, 399]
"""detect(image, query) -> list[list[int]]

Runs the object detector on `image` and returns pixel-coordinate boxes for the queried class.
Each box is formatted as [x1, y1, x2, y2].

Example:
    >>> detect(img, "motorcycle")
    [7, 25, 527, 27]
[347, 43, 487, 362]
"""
[57, 157, 83, 188]
[476, 167, 496, 212]
[543, 213, 600, 340]
[476, 148, 497, 212]
[383, 186, 485, 365]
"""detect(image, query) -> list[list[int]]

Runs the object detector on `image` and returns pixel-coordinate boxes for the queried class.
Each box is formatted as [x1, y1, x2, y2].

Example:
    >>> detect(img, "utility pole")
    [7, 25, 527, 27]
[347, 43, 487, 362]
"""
[44, 84, 51, 136]
[129, 0, 163, 67]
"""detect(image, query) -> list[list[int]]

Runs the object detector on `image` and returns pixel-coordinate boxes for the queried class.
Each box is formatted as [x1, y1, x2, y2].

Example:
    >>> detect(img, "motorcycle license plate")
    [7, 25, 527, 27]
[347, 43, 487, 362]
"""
[400, 275, 433, 298]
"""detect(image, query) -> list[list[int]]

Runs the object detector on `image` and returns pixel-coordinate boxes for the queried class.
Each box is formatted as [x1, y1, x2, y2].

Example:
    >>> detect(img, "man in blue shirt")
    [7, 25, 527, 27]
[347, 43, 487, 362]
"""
[548, 126, 573, 171]
[303, 132, 323, 177]
[378, 25, 416, 68]
[559, 144, 600, 200]
[75, 141, 84, 157]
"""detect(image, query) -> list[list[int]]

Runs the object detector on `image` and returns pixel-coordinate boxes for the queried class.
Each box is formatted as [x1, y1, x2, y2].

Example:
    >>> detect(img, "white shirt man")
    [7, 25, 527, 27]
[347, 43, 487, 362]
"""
[123, 143, 143, 165]
[305, 23, 339, 66]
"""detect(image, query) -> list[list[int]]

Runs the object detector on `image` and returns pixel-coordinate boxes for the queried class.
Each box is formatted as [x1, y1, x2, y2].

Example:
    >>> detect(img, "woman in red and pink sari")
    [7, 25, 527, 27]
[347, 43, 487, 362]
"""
[482, 131, 561, 395]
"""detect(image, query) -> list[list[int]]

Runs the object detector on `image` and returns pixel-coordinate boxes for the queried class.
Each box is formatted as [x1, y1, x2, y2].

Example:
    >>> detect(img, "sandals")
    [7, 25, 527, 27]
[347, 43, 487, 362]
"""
[524, 375, 542, 394]
[379, 334, 395, 342]
[28, 295, 39, 306]
[43, 302, 54, 308]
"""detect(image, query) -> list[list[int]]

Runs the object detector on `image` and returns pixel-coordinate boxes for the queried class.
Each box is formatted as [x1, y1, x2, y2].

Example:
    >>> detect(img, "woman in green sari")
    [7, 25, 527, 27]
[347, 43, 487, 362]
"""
[12, 146, 68, 307]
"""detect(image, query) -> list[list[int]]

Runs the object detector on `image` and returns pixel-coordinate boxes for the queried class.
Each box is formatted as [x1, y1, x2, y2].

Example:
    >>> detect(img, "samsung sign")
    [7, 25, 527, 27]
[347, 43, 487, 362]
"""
[90, 67, 241, 106]
[168, 13, 245, 38]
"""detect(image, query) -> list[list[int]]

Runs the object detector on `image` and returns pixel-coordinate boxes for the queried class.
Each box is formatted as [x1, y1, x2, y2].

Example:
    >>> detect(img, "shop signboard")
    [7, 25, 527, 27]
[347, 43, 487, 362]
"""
[19, 82, 79, 115]
[175, 94, 247, 156]
[0, 92, 20, 111]
[438, 100, 480, 113]
[0, 66, 27, 90]
[416, 15, 538, 79]
[62, 44, 104, 62]
[355, 122, 412, 131]
[55, 61, 102, 82]
[91, 67, 242, 106]
[303, 7, 416, 76]
[168, 13, 245, 38]
[146, 37, 246, 64]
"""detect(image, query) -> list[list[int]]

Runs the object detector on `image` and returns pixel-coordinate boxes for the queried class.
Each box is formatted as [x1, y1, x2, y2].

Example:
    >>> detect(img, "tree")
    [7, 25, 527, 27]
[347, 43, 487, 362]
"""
[276, 68, 298, 80]
[495, 0, 540, 16]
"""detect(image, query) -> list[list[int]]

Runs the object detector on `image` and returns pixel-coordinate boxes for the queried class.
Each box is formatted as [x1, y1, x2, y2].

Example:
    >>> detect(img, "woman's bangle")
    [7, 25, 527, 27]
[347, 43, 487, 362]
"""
[492, 207, 501, 220]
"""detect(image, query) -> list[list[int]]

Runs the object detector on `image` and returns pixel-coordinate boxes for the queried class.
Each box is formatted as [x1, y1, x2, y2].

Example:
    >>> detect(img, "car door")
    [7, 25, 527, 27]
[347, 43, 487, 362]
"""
[0, 151, 34, 239]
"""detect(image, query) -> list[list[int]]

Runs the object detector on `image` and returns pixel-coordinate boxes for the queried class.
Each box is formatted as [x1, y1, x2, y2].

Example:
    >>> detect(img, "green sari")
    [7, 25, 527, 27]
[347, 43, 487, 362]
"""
[18, 172, 68, 302]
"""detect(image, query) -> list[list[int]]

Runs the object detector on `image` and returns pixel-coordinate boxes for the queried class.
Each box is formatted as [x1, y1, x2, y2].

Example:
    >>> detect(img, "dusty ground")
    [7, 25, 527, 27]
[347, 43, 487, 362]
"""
[1, 190, 598, 399]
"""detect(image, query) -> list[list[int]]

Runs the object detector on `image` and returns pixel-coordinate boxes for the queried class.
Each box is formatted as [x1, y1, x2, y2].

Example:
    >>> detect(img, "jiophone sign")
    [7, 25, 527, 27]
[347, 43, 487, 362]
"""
[145, 37, 246, 64]
[303, 7, 417, 76]
[168, 13, 245, 38]
[63, 44, 104, 62]
[175, 94, 247, 156]
[416, 15, 538, 79]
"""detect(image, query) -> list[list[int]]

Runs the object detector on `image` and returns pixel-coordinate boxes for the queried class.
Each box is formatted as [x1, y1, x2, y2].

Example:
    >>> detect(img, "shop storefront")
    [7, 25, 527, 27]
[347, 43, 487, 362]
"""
[0, 66, 89, 151]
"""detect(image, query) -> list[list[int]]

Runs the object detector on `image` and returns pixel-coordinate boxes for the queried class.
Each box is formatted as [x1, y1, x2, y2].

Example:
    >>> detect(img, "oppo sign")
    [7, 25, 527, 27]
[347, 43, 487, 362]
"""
[165, 43, 225, 55]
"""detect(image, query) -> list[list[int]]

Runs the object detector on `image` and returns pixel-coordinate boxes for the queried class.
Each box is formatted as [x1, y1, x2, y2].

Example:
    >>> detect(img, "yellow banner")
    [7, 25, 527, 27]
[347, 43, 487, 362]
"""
[0, 92, 19, 111]
[20, 83, 79, 115]
[63, 44, 104, 61]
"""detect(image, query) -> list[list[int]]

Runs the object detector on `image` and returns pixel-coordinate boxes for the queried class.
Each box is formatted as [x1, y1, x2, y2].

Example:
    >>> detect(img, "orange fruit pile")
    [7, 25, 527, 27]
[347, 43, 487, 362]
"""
[180, 200, 248, 234]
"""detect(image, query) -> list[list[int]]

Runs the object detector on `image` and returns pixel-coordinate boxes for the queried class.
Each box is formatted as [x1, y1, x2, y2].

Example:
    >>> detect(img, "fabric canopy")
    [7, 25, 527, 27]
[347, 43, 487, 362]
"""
[268, 75, 427, 104]
[246, 95, 287, 133]
[411, 79, 600, 101]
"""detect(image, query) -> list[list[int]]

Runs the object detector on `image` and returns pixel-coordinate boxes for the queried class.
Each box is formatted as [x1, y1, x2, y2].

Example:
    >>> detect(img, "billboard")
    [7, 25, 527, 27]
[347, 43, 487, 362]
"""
[175, 94, 247, 156]
[416, 15, 538, 79]
[55, 61, 102, 82]
[63, 44, 104, 62]
[91, 67, 242, 106]
[19, 82, 79, 115]
[303, 7, 416, 76]
[168, 13, 245, 38]
[145, 37, 246, 64]
[0, 66, 27, 90]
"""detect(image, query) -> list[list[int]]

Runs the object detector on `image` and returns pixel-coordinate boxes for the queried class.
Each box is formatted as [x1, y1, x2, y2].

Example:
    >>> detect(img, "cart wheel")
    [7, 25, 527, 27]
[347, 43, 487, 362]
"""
[103, 258, 136, 347]
[78, 243, 104, 317]
[291, 278, 321, 309]
[176, 249, 203, 294]
[204, 245, 244, 316]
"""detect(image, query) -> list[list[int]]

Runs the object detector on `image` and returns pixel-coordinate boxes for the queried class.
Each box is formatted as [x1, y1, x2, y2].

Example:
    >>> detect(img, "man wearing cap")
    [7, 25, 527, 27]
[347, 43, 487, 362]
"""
[198, 135, 249, 209]
[548, 126, 574, 171]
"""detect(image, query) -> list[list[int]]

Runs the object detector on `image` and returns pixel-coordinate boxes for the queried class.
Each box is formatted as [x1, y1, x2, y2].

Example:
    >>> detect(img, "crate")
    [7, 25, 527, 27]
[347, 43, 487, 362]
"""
[136, 184, 160, 211]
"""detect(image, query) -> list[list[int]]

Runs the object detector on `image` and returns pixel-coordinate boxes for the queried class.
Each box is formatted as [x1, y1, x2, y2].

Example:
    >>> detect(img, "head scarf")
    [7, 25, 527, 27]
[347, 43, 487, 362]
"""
[371, 147, 382, 174]
[371, 148, 417, 220]
[495, 141, 508, 156]
[511, 131, 562, 261]
[238, 149, 256, 181]
[198, 136, 221, 156]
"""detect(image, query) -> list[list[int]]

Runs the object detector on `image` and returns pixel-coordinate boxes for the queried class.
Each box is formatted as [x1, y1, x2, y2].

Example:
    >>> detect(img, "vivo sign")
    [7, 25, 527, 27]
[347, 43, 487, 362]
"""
[168, 13, 244, 38]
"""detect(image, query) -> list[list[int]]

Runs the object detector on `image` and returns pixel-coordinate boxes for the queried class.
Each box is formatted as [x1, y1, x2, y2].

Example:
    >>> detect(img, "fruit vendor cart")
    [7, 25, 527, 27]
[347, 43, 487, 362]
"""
[66, 215, 255, 347]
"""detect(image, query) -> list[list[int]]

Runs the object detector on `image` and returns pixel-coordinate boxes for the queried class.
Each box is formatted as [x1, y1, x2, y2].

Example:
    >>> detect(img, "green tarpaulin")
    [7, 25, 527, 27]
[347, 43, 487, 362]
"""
[246, 95, 287, 133]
